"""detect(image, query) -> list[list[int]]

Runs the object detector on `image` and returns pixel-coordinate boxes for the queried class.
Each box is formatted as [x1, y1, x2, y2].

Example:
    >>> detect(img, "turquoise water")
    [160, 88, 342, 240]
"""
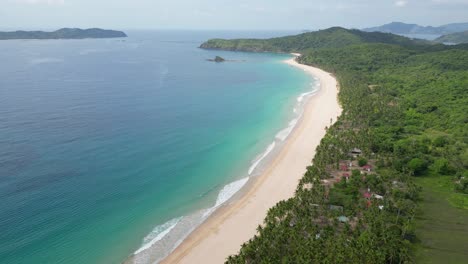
[0, 31, 315, 263]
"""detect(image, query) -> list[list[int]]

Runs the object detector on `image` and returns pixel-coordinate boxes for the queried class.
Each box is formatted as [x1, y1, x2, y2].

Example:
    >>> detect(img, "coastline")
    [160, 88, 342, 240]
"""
[160, 54, 342, 264]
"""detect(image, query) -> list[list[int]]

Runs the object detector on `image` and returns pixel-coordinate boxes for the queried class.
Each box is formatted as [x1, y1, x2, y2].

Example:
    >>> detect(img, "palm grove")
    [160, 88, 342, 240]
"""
[201, 28, 468, 263]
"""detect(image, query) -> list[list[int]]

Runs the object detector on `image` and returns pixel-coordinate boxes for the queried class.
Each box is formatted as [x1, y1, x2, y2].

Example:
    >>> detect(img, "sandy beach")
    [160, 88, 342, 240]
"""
[161, 54, 342, 264]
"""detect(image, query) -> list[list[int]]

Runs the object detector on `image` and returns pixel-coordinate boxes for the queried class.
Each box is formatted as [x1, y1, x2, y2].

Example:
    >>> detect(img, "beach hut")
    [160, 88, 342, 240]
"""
[340, 164, 348, 171]
[362, 165, 372, 172]
[303, 183, 313, 190]
[338, 216, 349, 223]
[363, 192, 372, 199]
[373, 194, 384, 200]
[342, 173, 350, 182]
[350, 148, 362, 157]
[330, 205, 344, 212]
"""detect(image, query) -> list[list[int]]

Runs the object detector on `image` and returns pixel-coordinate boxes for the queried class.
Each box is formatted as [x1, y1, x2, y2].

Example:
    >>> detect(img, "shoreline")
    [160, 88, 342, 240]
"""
[160, 54, 342, 264]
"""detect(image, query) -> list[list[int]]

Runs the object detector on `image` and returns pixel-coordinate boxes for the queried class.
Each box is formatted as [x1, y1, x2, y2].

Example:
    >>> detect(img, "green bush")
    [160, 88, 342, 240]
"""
[408, 158, 427, 175]
[358, 157, 368, 167]
[433, 136, 448, 147]
[431, 158, 451, 175]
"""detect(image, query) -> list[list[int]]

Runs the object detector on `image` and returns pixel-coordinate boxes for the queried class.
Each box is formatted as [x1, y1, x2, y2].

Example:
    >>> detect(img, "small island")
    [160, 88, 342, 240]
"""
[0, 28, 127, 40]
[207, 56, 226, 62]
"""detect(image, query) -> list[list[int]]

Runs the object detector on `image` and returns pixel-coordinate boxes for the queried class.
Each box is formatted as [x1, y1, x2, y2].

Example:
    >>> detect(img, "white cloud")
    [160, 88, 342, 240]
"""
[10, 0, 65, 5]
[395, 0, 408, 7]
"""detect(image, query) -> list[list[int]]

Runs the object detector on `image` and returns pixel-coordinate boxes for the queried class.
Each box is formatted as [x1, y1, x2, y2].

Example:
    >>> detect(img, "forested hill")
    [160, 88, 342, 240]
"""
[0, 28, 127, 40]
[435, 30, 468, 44]
[201, 28, 468, 263]
[200, 27, 432, 52]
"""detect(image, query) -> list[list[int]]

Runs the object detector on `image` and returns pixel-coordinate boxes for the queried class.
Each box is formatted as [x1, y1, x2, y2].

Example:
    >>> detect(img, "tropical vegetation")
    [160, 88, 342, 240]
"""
[201, 27, 468, 263]
[435, 30, 468, 44]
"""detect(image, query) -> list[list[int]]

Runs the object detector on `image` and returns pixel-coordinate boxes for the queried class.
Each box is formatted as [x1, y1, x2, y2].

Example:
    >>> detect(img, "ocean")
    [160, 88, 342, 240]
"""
[0, 30, 318, 264]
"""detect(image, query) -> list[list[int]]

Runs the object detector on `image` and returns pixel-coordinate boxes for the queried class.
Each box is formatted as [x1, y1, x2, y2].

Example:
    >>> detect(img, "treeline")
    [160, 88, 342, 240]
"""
[199, 27, 431, 52]
[299, 42, 467, 183]
[201, 27, 468, 263]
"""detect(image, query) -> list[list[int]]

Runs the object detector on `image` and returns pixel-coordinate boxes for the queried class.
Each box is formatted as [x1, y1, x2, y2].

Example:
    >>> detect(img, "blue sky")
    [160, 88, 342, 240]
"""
[1, 0, 468, 30]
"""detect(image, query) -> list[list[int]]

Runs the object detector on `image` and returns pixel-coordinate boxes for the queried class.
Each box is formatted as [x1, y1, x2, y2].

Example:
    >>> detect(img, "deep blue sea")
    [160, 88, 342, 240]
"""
[0, 30, 317, 264]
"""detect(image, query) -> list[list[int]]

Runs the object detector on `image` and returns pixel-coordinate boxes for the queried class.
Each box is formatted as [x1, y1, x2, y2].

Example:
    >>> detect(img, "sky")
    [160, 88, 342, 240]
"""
[1, 0, 468, 30]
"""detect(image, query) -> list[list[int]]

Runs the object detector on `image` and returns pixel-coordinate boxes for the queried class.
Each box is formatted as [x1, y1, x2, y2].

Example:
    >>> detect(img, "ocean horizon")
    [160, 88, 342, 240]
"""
[0, 30, 318, 264]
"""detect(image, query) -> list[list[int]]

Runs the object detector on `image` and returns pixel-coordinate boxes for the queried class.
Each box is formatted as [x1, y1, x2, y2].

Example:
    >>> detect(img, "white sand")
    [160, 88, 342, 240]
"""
[161, 54, 342, 264]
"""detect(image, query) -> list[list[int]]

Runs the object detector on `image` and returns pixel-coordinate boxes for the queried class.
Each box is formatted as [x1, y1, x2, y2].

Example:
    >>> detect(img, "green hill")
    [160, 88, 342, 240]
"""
[435, 30, 468, 44]
[200, 27, 431, 53]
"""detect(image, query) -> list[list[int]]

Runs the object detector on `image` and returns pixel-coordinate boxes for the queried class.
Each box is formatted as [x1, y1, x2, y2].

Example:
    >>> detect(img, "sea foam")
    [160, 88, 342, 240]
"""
[248, 142, 276, 175]
[132, 177, 251, 264]
[134, 217, 182, 255]
[203, 177, 249, 218]
[297, 91, 317, 102]
[215, 178, 249, 207]
[275, 118, 299, 141]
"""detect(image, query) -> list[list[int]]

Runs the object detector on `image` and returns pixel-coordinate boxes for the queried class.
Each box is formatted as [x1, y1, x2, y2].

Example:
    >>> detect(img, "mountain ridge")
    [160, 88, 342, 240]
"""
[435, 30, 468, 44]
[362, 21, 468, 35]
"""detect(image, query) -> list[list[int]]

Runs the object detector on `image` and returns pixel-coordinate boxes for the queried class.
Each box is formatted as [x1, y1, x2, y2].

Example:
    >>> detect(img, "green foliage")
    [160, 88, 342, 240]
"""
[431, 158, 452, 175]
[433, 135, 448, 147]
[358, 157, 368, 167]
[200, 27, 431, 53]
[408, 158, 427, 175]
[201, 27, 468, 264]
[414, 176, 468, 263]
[434, 30, 468, 44]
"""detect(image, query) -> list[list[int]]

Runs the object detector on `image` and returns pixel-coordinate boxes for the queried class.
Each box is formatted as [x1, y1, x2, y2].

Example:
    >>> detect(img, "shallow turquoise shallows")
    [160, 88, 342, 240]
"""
[0, 31, 314, 264]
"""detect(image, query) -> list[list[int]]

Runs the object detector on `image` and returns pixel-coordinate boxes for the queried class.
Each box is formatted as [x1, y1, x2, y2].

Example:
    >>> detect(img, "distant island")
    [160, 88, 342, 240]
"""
[363, 21, 468, 35]
[0, 28, 127, 40]
[435, 30, 468, 44]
